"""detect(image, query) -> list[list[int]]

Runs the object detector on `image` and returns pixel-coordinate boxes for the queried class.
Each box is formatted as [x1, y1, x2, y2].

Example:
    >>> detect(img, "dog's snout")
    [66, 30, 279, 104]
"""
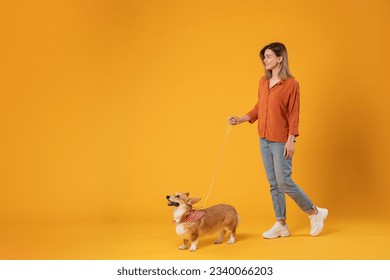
[166, 195, 170, 199]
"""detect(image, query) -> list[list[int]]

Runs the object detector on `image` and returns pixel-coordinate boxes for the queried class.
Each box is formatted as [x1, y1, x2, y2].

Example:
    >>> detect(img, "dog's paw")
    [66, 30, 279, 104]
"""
[189, 244, 197, 252]
[178, 244, 187, 250]
[214, 240, 222, 244]
[227, 237, 235, 244]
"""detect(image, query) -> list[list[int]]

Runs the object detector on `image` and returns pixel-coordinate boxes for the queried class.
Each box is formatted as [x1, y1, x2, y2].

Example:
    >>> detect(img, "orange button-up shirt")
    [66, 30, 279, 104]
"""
[247, 77, 300, 143]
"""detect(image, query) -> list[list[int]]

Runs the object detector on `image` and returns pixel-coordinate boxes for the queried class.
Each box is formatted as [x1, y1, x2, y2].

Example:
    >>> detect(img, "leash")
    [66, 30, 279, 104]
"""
[194, 121, 232, 209]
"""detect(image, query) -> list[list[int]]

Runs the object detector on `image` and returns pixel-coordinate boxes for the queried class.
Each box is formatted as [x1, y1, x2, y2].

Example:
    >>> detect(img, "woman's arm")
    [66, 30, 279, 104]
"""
[228, 114, 251, 125]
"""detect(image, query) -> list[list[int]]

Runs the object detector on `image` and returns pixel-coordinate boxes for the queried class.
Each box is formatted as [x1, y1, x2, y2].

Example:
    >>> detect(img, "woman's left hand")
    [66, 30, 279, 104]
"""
[284, 136, 295, 159]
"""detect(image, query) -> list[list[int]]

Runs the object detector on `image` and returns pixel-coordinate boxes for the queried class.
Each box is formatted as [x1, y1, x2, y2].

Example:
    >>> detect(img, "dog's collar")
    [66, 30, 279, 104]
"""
[175, 210, 205, 224]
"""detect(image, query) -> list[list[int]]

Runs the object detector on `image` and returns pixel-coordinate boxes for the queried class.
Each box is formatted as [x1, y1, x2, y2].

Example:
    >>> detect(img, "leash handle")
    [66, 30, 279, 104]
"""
[194, 122, 232, 209]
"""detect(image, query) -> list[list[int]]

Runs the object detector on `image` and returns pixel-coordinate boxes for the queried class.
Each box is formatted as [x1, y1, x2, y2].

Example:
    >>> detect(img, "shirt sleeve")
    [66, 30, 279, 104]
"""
[288, 81, 300, 136]
[246, 102, 258, 124]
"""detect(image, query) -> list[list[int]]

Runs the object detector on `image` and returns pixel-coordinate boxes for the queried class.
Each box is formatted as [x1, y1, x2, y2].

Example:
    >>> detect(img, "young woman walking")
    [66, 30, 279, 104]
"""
[229, 42, 328, 238]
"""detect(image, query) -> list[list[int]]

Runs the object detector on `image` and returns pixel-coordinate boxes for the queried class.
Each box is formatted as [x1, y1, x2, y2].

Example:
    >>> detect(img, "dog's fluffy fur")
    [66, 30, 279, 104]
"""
[166, 192, 239, 252]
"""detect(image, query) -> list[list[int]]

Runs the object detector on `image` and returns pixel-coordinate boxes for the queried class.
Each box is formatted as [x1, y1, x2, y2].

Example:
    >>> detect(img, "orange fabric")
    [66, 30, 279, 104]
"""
[247, 77, 300, 142]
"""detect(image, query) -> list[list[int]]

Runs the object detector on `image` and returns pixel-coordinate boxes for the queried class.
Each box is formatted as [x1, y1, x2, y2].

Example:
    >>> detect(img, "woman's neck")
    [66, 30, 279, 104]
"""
[271, 67, 281, 80]
[271, 71, 280, 80]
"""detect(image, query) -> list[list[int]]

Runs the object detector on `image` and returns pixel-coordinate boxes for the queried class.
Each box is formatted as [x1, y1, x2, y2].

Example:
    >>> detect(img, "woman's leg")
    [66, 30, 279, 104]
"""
[262, 139, 328, 237]
[268, 141, 315, 213]
[260, 138, 286, 220]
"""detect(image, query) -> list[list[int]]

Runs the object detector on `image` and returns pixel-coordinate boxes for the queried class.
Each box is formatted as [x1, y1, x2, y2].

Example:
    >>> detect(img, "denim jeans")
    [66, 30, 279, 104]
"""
[260, 138, 314, 220]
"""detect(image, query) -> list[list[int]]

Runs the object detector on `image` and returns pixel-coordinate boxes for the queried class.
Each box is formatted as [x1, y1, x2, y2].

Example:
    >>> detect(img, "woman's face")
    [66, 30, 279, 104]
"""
[263, 49, 282, 71]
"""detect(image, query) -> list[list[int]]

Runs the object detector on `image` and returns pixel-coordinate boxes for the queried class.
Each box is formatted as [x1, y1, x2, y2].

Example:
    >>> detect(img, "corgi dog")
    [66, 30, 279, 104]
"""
[166, 192, 239, 252]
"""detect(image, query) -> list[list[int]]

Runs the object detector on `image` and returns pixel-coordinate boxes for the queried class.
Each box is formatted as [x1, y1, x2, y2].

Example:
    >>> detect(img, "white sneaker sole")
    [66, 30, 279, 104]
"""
[262, 231, 290, 239]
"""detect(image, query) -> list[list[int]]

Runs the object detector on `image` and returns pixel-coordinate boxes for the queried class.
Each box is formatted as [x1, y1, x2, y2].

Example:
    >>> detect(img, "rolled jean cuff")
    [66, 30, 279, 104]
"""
[303, 205, 316, 213]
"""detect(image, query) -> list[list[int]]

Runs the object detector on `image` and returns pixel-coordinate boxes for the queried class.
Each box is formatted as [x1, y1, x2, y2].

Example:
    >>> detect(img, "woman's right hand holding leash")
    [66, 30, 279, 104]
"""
[228, 115, 250, 125]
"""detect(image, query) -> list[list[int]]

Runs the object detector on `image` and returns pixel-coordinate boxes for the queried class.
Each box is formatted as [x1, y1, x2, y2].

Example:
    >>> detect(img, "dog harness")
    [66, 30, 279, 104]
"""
[180, 210, 205, 223]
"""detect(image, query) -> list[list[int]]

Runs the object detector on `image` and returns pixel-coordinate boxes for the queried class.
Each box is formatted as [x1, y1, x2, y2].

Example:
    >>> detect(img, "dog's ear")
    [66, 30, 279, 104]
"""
[187, 197, 201, 205]
[184, 192, 189, 197]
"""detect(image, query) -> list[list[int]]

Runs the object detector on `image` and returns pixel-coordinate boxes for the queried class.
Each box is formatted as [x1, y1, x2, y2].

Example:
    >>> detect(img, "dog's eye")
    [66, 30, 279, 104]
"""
[175, 195, 180, 198]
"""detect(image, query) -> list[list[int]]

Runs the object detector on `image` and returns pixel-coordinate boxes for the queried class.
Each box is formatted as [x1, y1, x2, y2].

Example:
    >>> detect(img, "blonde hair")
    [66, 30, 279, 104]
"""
[260, 42, 293, 80]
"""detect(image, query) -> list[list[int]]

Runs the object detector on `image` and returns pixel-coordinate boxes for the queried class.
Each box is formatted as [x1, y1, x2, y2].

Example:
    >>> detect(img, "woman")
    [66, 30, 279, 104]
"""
[228, 42, 328, 238]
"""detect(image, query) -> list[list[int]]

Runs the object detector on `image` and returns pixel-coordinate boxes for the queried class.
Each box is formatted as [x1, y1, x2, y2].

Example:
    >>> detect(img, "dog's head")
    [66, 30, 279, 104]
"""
[166, 192, 201, 208]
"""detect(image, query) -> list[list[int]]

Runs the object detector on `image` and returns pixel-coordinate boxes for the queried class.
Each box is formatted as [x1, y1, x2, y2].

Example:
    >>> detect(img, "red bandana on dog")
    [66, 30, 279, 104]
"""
[180, 210, 205, 223]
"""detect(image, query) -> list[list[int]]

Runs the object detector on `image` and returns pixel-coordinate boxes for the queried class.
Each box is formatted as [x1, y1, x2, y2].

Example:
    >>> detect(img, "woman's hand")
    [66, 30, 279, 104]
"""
[228, 116, 240, 125]
[284, 135, 295, 159]
[228, 115, 250, 125]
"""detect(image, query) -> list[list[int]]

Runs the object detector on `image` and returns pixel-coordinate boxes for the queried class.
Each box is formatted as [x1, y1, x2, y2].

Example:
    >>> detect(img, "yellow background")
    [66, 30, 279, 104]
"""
[1, 0, 390, 259]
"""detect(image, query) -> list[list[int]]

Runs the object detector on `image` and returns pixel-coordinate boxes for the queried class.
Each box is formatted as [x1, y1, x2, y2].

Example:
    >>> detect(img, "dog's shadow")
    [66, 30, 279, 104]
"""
[236, 232, 259, 241]
[199, 232, 259, 248]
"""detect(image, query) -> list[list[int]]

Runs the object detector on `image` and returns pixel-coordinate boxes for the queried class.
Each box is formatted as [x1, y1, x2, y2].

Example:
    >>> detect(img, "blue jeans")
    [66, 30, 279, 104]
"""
[260, 138, 314, 220]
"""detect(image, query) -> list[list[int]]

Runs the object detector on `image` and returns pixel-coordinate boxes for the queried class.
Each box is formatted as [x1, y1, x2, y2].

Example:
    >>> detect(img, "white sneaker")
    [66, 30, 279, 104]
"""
[262, 222, 290, 239]
[309, 207, 328, 236]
